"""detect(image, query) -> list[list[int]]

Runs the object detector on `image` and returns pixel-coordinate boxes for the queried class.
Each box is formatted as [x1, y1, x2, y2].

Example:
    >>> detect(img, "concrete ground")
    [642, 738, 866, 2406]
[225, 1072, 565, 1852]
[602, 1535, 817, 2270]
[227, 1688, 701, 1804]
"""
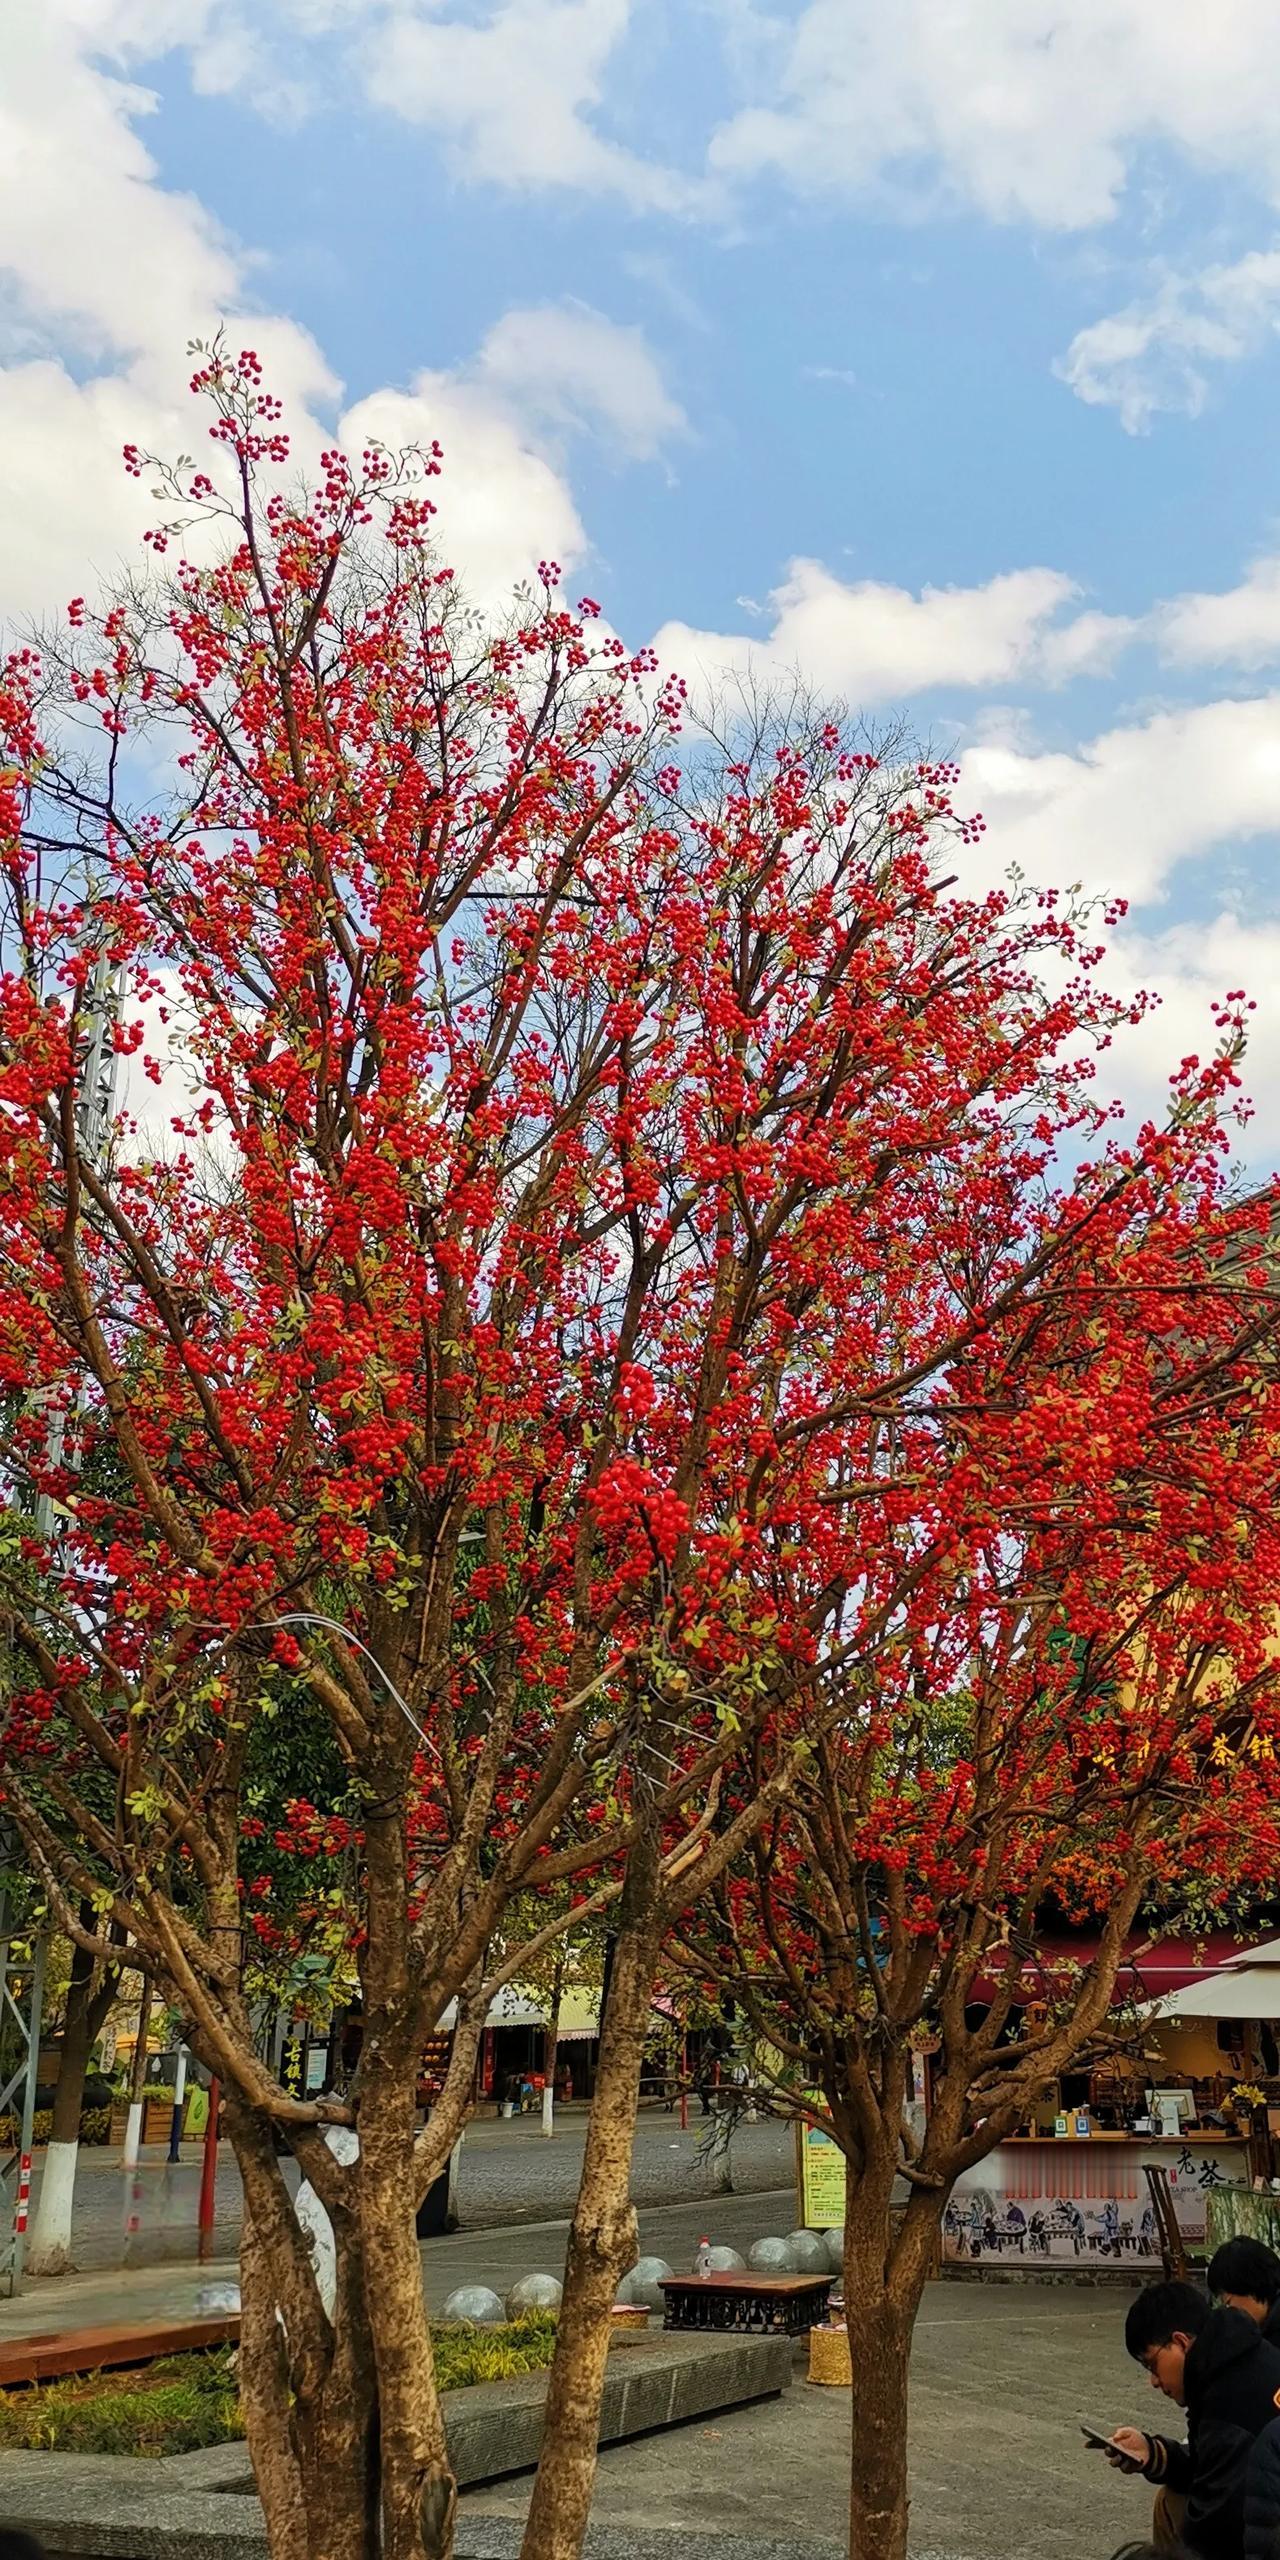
[10, 2103, 792, 2275]
[463, 2280, 1158, 2560]
[0, 2188, 798, 2337]
[0, 2242, 1161, 2560]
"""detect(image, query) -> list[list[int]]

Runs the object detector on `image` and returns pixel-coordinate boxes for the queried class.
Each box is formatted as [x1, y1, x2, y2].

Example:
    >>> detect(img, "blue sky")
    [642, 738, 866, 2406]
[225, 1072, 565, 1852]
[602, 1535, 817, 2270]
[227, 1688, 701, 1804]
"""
[9, 2, 1280, 1151]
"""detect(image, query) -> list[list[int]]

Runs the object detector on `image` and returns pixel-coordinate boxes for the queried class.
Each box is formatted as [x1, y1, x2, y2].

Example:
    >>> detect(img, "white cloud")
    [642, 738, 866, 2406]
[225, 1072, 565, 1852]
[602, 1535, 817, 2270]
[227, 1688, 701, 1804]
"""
[342, 374, 589, 605]
[1155, 555, 1280, 670]
[1102, 911, 1280, 1152]
[361, 0, 703, 212]
[0, 15, 679, 626]
[1055, 245, 1280, 430]
[474, 302, 686, 462]
[653, 559, 1130, 710]
[964, 693, 1280, 908]
[709, 2, 1280, 233]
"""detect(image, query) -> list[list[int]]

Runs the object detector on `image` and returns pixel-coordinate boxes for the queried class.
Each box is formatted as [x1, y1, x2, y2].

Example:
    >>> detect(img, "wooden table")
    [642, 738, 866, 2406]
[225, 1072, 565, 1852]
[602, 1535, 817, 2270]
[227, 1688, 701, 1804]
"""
[659, 2272, 833, 2336]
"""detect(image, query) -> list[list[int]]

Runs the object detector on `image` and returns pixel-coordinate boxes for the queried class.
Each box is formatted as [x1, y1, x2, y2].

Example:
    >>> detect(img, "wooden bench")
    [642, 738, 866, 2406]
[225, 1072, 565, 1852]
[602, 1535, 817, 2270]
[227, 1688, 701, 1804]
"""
[659, 2272, 833, 2337]
[0, 2313, 240, 2388]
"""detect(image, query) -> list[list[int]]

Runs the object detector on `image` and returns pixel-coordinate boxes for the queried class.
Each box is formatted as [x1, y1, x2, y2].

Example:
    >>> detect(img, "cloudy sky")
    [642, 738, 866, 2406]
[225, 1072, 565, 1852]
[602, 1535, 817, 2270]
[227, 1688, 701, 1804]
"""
[9, 1, 1280, 1155]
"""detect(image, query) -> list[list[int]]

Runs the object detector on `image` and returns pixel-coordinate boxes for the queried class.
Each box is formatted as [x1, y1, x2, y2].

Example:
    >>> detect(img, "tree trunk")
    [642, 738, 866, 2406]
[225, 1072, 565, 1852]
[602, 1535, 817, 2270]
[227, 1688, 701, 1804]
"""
[841, 2151, 941, 2560]
[27, 1906, 114, 2276]
[519, 1873, 659, 2560]
[357, 2054, 457, 2560]
[232, 2103, 379, 2560]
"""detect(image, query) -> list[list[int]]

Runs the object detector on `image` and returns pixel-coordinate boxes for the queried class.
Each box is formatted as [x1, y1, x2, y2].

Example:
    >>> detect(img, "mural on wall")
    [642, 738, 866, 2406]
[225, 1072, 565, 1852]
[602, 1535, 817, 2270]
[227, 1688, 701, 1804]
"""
[941, 2143, 1244, 2267]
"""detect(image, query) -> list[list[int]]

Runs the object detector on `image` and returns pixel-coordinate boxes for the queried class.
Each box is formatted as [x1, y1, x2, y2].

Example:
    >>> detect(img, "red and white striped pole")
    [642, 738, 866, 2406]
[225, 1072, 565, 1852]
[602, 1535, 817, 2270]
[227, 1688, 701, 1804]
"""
[13, 2152, 32, 2243]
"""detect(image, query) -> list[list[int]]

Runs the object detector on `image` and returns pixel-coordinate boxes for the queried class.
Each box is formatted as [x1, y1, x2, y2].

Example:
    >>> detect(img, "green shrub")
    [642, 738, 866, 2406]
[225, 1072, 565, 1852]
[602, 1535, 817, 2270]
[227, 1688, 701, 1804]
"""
[0, 2103, 116, 2147]
[433, 2312, 558, 2390]
[0, 2319, 559, 2459]
[0, 2108, 52, 2148]
[0, 2351, 240, 2458]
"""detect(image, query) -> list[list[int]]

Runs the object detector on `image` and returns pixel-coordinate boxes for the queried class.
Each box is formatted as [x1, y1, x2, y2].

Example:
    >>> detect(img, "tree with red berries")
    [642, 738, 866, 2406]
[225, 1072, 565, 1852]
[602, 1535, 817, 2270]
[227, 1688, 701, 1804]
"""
[671, 1189, 1280, 2560]
[0, 341, 1273, 2560]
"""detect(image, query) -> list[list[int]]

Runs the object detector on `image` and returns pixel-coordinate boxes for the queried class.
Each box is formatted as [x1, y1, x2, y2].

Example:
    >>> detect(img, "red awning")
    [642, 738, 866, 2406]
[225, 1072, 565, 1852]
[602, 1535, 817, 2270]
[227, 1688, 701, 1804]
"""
[972, 1931, 1268, 2007]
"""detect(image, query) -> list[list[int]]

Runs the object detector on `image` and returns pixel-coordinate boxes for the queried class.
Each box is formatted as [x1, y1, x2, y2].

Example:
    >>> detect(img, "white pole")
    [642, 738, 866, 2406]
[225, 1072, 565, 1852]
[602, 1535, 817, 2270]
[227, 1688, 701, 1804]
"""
[167, 2048, 188, 2163]
[122, 2094, 144, 2172]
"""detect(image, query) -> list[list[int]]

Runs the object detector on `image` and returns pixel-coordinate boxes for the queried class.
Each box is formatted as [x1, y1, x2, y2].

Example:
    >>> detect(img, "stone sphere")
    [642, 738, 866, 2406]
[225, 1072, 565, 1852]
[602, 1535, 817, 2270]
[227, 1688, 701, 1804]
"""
[823, 2229, 845, 2275]
[505, 2272, 563, 2320]
[748, 2236, 794, 2273]
[617, 2255, 674, 2312]
[785, 2229, 831, 2274]
[704, 2246, 747, 2274]
[195, 2280, 241, 2316]
[441, 2284, 506, 2327]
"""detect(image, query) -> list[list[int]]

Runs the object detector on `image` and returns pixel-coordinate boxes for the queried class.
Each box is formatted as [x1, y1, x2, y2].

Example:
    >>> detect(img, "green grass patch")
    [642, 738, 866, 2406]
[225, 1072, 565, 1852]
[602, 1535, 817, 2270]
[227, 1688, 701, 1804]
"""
[0, 2349, 241, 2457]
[433, 2310, 558, 2390]
[0, 2315, 559, 2458]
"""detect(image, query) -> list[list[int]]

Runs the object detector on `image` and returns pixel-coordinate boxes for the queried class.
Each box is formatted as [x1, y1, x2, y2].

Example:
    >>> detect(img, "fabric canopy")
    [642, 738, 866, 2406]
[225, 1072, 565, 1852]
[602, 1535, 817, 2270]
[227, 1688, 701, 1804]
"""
[1149, 1963, 1280, 2022]
[434, 1983, 601, 2037]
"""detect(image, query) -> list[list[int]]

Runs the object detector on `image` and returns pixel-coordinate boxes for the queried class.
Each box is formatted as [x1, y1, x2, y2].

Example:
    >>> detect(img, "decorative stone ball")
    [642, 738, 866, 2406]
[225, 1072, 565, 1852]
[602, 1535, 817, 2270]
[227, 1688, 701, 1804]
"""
[748, 2236, 794, 2273]
[704, 2246, 747, 2274]
[505, 2272, 563, 2320]
[823, 2229, 845, 2275]
[441, 2285, 506, 2327]
[195, 2280, 241, 2316]
[617, 2255, 674, 2312]
[785, 2229, 831, 2274]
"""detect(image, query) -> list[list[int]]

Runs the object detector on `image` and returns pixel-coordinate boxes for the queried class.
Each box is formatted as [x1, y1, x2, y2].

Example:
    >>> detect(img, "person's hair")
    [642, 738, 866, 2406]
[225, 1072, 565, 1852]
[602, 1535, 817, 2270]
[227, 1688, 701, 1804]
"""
[1125, 2280, 1211, 2359]
[1208, 2237, 1280, 2308]
[0, 2532, 48, 2560]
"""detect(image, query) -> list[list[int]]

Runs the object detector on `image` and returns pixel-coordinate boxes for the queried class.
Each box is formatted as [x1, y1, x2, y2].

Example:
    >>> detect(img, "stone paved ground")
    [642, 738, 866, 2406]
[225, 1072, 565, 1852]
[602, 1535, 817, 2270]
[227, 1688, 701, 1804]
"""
[0, 2187, 797, 2335]
[15, 2102, 792, 2275]
[0, 2263, 1159, 2560]
[463, 2279, 1156, 2560]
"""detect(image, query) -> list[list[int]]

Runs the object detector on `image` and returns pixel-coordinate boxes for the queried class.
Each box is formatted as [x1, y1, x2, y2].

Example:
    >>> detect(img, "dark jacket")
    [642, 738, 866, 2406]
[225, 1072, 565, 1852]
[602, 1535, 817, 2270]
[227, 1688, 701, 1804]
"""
[1245, 2410, 1280, 2560]
[1143, 2308, 1280, 2560]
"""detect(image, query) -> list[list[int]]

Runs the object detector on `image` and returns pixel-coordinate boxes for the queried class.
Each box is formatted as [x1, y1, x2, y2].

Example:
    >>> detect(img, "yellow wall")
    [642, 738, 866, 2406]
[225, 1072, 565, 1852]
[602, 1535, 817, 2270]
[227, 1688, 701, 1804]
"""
[1149, 2019, 1258, 2081]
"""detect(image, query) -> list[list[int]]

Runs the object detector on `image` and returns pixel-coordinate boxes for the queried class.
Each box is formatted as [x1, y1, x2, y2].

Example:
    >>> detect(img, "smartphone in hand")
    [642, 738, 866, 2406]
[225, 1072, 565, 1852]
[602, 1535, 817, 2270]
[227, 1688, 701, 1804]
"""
[1080, 2424, 1143, 2474]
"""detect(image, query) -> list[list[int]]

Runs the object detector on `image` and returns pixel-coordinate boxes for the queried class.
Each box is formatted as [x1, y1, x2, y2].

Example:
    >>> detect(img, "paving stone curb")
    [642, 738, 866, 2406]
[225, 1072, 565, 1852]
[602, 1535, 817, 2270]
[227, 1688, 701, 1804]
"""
[0, 2332, 794, 2557]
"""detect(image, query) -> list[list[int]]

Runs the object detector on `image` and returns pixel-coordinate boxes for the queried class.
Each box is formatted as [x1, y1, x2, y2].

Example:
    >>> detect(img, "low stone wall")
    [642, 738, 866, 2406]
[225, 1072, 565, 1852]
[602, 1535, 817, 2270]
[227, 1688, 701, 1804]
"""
[0, 2332, 796, 2560]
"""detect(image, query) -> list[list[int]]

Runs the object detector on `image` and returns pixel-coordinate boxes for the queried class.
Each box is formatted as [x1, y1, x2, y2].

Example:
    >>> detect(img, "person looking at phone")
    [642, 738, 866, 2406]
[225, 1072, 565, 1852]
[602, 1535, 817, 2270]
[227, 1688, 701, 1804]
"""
[1208, 2239, 1280, 2347]
[1094, 2282, 1280, 2560]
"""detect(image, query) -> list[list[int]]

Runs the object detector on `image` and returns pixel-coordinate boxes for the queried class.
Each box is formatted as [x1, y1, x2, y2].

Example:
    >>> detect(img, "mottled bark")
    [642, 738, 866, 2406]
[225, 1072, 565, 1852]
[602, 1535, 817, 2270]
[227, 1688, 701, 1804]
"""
[519, 1845, 660, 2560]
[842, 2151, 941, 2560]
[231, 2101, 378, 2560]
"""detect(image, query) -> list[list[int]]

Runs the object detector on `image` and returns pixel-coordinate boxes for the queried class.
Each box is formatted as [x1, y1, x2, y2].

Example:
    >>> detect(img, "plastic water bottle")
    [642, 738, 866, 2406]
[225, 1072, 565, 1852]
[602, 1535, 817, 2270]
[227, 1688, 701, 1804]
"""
[694, 2236, 713, 2275]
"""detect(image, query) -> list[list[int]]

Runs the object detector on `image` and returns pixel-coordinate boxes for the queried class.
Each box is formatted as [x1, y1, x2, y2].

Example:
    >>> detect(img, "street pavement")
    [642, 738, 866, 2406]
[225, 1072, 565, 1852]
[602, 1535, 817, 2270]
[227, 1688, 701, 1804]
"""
[0, 2227, 1156, 2560]
[463, 2278, 1156, 2560]
[0, 2185, 797, 2338]
[8, 2101, 792, 2281]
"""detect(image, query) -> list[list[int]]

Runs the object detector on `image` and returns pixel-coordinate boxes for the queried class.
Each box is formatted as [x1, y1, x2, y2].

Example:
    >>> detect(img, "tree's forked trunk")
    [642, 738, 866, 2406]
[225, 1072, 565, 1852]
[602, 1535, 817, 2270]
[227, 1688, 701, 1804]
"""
[233, 2106, 380, 2560]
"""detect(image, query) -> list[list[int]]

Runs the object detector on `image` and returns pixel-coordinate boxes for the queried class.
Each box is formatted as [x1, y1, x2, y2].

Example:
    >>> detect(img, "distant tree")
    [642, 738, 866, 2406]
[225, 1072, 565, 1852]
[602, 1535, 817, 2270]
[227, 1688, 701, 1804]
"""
[673, 1198, 1280, 2560]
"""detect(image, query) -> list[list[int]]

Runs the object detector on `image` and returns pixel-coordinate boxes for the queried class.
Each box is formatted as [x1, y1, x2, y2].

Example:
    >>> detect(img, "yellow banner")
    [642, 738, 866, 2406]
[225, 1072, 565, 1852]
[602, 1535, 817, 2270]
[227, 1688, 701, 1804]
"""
[797, 2113, 845, 2228]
